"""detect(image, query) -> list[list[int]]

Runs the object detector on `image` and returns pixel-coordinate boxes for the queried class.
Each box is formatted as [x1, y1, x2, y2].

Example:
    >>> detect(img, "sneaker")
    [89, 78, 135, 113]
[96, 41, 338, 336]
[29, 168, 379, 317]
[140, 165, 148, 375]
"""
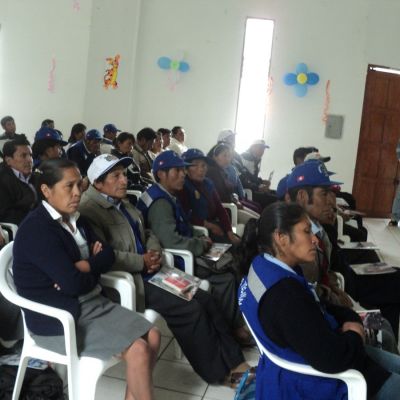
[388, 220, 398, 227]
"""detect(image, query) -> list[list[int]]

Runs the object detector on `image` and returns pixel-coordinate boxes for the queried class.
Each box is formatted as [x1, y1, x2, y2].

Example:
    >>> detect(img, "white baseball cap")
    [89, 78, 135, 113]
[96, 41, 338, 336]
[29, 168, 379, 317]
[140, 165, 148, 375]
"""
[251, 139, 270, 148]
[87, 154, 133, 184]
[218, 129, 237, 143]
[304, 151, 331, 163]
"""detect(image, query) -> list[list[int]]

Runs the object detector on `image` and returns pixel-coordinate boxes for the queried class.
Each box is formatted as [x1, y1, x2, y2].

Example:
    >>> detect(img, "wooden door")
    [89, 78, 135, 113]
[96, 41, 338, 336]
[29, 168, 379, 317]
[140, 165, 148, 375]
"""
[352, 65, 400, 217]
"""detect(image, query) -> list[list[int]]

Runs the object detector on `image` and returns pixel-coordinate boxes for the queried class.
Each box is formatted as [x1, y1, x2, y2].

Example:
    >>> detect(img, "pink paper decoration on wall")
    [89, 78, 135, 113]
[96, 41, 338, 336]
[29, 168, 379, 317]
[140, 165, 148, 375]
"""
[48, 57, 56, 93]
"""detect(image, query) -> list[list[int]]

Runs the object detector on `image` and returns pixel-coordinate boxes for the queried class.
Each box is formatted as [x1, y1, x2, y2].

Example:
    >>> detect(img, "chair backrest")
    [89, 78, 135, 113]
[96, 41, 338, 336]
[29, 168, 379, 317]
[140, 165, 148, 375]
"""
[242, 314, 367, 400]
[0, 242, 17, 304]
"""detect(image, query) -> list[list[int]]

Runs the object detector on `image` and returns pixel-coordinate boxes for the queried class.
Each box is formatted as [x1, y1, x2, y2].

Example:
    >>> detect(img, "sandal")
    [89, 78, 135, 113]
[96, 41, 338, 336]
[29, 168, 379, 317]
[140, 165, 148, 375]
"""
[229, 366, 257, 389]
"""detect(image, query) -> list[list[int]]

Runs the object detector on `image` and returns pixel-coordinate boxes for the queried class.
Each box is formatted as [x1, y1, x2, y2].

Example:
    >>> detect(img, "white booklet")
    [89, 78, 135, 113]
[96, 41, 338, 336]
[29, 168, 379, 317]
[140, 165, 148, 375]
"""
[350, 262, 399, 275]
[202, 243, 232, 261]
[149, 266, 201, 301]
[339, 241, 379, 250]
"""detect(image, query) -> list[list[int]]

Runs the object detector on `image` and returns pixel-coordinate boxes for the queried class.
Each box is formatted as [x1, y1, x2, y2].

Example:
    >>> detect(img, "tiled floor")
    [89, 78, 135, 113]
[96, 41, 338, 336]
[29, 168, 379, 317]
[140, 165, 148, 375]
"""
[95, 218, 400, 400]
[96, 316, 261, 400]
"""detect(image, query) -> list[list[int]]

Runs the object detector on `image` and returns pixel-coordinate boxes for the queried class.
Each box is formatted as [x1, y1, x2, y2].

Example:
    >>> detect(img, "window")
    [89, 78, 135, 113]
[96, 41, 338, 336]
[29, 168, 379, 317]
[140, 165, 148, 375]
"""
[235, 18, 274, 152]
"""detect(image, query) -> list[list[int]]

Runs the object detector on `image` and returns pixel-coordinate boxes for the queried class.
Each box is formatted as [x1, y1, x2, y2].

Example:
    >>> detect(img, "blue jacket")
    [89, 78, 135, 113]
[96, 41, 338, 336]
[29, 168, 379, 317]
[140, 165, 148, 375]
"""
[137, 183, 193, 238]
[66, 140, 95, 177]
[239, 254, 347, 400]
[12, 204, 115, 335]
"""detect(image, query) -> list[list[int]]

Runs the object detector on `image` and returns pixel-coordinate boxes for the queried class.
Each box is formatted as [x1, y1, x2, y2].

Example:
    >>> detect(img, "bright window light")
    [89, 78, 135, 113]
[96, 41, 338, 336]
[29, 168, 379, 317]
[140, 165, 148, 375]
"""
[235, 18, 274, 152]
[370, 66, 400, 75]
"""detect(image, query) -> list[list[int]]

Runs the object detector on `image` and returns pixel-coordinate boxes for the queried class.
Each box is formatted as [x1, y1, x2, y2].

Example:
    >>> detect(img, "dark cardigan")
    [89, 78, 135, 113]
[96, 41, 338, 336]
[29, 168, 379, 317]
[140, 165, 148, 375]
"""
[12, 204, 115, 335]
[0, 163, 36, 225]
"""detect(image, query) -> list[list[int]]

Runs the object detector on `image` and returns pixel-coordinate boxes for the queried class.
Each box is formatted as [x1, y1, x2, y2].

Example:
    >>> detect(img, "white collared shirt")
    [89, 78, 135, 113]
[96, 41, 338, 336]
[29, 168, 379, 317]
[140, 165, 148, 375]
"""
[42, 200, 89, 259]
[11, 167, 31, 184]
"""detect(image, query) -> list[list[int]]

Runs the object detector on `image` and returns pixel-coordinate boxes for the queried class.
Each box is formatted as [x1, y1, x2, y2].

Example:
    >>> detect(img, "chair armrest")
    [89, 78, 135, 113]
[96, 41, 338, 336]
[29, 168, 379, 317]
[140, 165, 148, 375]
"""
[0, 222, 18, 241]
[193, 225, 208, 236]
[222, 203, 238, 227]
[100, 271, 136, 310]
[0, 227, 9, 244]
[164, 249, 194, 275]
[243, 313, 367, 399]
[126, 190, 143, 199]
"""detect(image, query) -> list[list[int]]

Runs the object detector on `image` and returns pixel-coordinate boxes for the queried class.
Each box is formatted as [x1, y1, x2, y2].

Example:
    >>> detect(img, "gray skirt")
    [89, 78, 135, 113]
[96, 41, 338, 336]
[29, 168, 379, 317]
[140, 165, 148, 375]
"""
[32, 294, 152, 360]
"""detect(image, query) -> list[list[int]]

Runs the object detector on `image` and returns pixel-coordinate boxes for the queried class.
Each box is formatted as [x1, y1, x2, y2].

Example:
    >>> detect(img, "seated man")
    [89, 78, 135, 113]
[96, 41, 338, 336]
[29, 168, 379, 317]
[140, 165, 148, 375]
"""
[232, 138, 277, 209]
[67, 129, 101, 177]
[0, 136, 36, 224]
[0, 115, 24, 159]
[79, 154, 250, 384]
[136, 151, 252, 344]
[167, 126, 188, 155]
[132, 127, 157, 180]
[287, 160, 400, 339]
[32, 127, 67, 168]
[100, 123, 120, 154]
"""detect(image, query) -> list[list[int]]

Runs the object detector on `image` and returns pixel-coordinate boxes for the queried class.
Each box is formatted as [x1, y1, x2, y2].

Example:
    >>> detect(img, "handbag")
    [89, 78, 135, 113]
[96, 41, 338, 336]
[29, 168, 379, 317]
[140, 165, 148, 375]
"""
[196, 251, 234, 273]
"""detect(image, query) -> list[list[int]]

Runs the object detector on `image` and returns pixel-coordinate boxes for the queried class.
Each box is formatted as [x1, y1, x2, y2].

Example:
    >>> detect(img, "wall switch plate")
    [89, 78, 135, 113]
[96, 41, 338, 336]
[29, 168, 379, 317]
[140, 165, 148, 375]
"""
[325, 114, 344, 139]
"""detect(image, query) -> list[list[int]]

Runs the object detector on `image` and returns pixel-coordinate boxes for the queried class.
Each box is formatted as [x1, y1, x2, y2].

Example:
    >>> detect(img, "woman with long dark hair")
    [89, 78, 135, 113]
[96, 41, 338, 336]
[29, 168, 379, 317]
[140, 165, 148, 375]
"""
[12, 158, 160, 400]
[239, 202, 400, 399]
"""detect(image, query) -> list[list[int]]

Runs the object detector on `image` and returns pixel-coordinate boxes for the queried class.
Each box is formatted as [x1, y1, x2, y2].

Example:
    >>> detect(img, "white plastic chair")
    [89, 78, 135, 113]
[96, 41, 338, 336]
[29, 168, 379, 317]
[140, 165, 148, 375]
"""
[0, 242, 136, 400]
[337, 215, 351, 244]
[243, 315, 367, 400]
[222, 202, 245, 236]
[244, 188, 253, 201]
[0, 222, 18, 243]
[126, 189, 143, 200]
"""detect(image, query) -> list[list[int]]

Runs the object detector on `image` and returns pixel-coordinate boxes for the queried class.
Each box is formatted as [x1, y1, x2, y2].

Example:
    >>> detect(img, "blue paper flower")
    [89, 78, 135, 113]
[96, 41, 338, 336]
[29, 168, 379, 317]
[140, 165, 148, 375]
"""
[283, 63, 319, 97]
[157, 57, 190, 72]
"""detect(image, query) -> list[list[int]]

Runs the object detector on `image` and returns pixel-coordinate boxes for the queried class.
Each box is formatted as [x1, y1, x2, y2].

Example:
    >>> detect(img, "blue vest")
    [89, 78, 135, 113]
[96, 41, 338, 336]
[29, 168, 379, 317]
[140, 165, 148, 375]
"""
[137, 184, 193, 238]
[183, 177, 215, 221]
[238, 254, 348, 400]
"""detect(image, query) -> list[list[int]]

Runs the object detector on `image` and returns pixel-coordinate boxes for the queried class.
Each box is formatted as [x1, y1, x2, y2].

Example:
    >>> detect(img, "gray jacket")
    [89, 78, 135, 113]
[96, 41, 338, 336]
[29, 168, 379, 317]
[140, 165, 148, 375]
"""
[79, 185, 162, 311]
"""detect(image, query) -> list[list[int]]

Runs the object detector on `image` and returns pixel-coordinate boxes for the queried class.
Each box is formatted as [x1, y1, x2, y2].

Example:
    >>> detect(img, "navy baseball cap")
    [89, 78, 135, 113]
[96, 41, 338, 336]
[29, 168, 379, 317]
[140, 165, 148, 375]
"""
[35, 127, 67, 146]
[287, 160, 343, 190]
[276, 175, 289, 199]
[85, 129, 102, 141]
[152, 150, 192, 175]
[182, 148, 208, 163]
[103, 123, 120, 134]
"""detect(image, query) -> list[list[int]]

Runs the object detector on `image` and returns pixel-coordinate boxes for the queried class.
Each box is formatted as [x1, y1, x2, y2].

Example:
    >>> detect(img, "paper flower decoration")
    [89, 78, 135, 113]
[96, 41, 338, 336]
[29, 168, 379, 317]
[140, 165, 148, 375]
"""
[283, 63, 319, 97]
[157, 57, 190, 73]
[157, 56, 190, 91]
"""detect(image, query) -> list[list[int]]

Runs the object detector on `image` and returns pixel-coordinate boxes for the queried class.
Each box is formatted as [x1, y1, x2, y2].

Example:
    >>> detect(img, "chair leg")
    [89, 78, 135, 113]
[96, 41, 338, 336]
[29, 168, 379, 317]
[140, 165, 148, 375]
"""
[12, 355, 29, 400]
[72, 360, 105, 400]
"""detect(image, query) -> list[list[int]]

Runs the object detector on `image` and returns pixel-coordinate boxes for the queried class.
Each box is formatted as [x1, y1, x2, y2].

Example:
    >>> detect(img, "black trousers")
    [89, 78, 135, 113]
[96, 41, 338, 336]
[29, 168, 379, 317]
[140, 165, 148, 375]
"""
[144, 282, 245, 383]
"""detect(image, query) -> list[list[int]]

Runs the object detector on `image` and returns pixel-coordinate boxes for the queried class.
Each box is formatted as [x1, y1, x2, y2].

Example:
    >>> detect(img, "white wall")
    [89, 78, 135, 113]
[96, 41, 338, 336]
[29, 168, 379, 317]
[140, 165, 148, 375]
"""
[83, 0, 142, 132]
[2, 0, 400, 191]
[0, 0, 92, 138]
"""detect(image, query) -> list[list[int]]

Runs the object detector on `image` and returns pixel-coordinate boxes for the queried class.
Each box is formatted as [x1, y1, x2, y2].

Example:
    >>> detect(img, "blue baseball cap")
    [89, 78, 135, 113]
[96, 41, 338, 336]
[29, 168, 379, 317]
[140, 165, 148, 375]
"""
[276, 175, 289, 199]
[152, 150, 192, 175]
[35, 127, 67, 146]
[103, 123, 120, 134]
[85, 129, 102, 141]
[287, 160, 343, 190]
[182, 148, 208, 163]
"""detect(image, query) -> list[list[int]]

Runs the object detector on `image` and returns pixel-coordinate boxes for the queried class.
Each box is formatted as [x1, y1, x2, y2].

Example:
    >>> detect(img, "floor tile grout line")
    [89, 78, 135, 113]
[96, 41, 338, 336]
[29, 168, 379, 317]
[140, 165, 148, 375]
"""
[153, 384, 205, 397]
